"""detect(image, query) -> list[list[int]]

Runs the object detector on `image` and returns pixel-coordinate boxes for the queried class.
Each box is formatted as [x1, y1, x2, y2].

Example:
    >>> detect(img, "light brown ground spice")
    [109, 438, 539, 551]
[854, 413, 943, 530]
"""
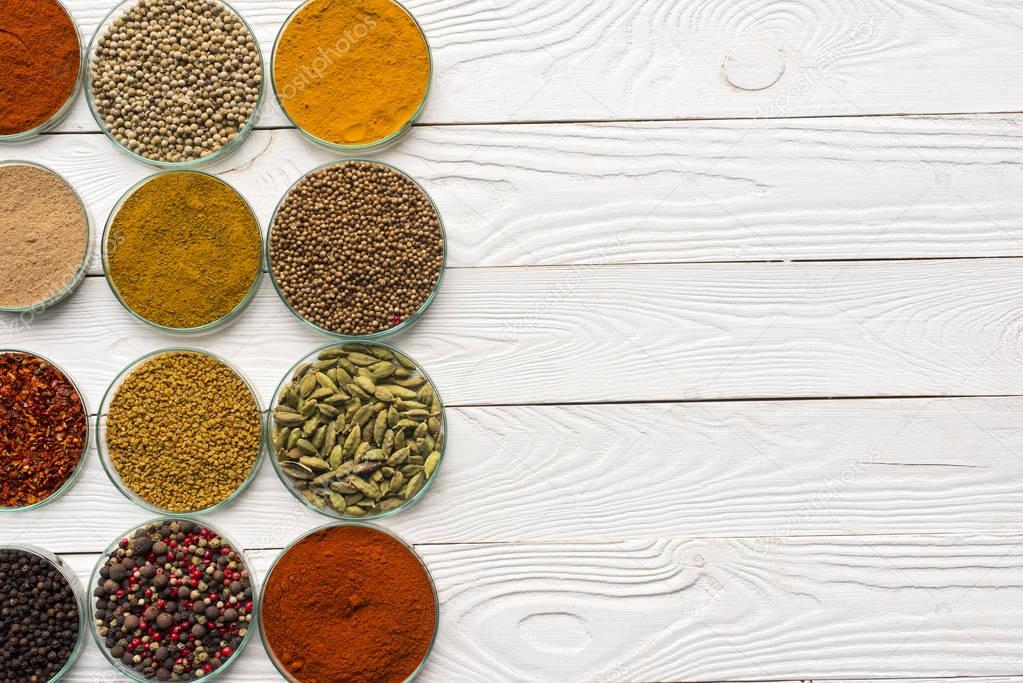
[0, 164, 88, 309]
[105, 351, 262, 513]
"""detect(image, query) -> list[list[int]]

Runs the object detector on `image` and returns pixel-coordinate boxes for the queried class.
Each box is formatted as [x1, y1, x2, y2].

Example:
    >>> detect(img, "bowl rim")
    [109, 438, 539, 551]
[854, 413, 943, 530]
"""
[258, 520, 439, 682]
[269, 0, 433, 153]
[96, 347, 265, 515]
[0, 160, 93, 313]
[0, 0, 84, 143]
[87, 516, 259, 683]
[0, 543, 89, 682]
[266, 339, 446, 521]
[84, 0, 264, 169]
[265, 158, 447, 340]
[0, 349, 91, 513]
[101, 169, 263, 334]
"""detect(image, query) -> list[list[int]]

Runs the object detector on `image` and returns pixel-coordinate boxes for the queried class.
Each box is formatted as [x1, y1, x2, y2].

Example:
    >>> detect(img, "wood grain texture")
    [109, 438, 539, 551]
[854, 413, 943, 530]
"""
[54, 0, 1023, 130]
[56, 534, 1023, 681]
[5, 257, 1023, 407]
[10, 116, 1023, 269]
[2, 398, 1021, 553]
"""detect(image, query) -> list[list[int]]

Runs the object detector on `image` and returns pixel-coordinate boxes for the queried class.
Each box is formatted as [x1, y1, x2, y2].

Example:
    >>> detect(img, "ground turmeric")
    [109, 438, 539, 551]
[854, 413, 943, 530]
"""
[273, 0, 431, 147]
[105, 172, 262, 330]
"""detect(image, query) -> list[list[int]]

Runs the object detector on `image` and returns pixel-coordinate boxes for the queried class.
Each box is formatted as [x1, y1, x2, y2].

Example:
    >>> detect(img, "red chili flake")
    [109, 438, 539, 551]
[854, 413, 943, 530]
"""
[0, 352, 86, 508]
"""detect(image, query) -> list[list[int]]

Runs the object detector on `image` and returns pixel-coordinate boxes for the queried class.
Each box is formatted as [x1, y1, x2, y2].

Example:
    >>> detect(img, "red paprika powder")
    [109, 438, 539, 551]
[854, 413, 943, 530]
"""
[262, 524, 438, 683]
[0, 0, 81, 136]
[0, 352, 88, 508]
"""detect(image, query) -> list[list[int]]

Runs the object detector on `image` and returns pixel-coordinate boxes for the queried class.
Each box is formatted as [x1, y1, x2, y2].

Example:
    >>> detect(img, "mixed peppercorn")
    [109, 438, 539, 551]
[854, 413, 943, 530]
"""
[93, 520, 252, 680]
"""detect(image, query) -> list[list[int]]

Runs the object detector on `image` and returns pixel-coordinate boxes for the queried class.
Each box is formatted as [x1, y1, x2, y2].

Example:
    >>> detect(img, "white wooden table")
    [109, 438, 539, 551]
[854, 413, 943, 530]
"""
[4, 0, 1023, 680]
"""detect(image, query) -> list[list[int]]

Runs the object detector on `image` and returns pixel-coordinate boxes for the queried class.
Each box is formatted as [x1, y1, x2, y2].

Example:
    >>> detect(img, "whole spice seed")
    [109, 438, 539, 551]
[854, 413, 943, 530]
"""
[262, 524, 436, 683]
[0, 352, 87, 509]
[269, 161, 445, 336]
[0, 0, 81, 136]
[93, 520, 253, 681]
[0, 548, 81, 682]
[271, 343, 444, 517]
[89, 0, 262, 164]
[0, 164, 89, 310]
[105, 171, 261, 330]
[273, 0, 430, 147]
[105, 351, 262, 513]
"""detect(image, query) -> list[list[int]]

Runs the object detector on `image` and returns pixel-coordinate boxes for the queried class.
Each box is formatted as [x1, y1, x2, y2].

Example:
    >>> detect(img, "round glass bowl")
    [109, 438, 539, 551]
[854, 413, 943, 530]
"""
[259, 521, 438, 683]
[85, 0, 264, 168]
[0, 350, 90, 513]
[271, 0, 432, 154]
[268, 340, 446, 521]
[266, 159, 447, 340]
[0, 544, 88, 681]
[97, 348, 264, 515]
[0, 162, 92, 313]
[102, 170, 262, 334]
[0, 0, 83, 143]
[89, 517, 258, 683]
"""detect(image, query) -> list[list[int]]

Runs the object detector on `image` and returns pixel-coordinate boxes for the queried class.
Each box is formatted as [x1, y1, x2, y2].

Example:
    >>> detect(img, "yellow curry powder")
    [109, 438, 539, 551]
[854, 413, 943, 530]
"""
[106, 172, 261, 329]
[273, 0, 430, 146]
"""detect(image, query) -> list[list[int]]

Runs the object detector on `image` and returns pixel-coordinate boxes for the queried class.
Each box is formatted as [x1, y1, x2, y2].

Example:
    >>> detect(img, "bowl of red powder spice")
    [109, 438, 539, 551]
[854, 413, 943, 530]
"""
[260, 522, 440, 683]
[0, 350, 90, 512]
[0, 0, 83, 141]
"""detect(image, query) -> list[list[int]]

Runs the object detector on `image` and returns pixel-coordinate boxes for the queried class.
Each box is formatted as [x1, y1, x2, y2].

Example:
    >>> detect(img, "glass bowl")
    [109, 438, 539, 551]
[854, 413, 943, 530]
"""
[97, 348, 265, 515]
[101, 170, 263, 335]
[267, 340, 446, 520]
[266, 159, 447, 340]
[0, 0, 83, 143]
[0, 161, 92, 313]
[85, 0, 264, 169]
[271, 0, 432, 154]
[89, 517, 258, 683]
[0, 350, 90, 513]
[259, 521, 438, 682]
[0, 544, 88, 681]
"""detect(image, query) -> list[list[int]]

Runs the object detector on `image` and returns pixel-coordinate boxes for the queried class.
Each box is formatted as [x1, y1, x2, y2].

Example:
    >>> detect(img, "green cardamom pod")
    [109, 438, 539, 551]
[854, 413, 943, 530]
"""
[424, 451, 441, 478]
[329, 492, 347, 511]
[344, 505, 366, 517]
[386, 446, 410, 467]
[272, 410, 306, 427]
[296, 439, 317, 455]
[328, 444, 345, 469]
[302, 490, 326, 508]
[299, 456, 331, 472]
[402, 472, 426, 499]
[378, 497, 404, 512]
[299, 373, 318, 398]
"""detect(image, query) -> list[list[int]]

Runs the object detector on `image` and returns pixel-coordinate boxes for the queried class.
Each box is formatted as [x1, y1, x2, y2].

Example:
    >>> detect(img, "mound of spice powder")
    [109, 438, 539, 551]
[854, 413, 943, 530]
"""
[0, 352, 87, 509]
[262, 525, 437, 683]
[0, 548, 81, 681]
[93, 519, 253, 680]
[104, 351, 262, 513]
[0, 0, 81, 136]
[273, 0, 430, 147]
[0, 164, 90, 310]
[105, 171, 261, 330]
[269, 161, 445, 336]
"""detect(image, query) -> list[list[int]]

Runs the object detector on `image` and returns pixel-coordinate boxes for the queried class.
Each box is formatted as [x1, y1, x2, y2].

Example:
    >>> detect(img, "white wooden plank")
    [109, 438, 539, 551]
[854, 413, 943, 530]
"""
[56, 535, 1023, 681]
[4, 258, 1023, 407]
[9, 117, 1023, 269]
[53, 0, 1023, 130]
[1, 398, 1021, 552]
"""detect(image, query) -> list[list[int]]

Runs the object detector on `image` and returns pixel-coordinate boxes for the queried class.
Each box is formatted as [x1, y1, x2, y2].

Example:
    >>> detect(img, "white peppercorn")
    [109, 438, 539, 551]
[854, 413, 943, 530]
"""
[89, 0, 262, 163]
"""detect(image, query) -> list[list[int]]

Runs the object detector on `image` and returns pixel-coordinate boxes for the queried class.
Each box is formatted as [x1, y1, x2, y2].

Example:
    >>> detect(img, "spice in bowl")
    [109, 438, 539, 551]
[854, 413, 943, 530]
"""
[262, 524, 437, 683]
[89, 0, 262, 164]
[0, 0, 81, 137]
[0, 352, 88, 510]
[102, 350, 262, 513]
[269, 161, 445, 337]
[104, 171, 261, 331]
[0, 163, 90, 311]
[0, 547, 83, 681]
[92, 519, 254, 681]
[271, 343, 444, 518]
[273, 0, 430, 148]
